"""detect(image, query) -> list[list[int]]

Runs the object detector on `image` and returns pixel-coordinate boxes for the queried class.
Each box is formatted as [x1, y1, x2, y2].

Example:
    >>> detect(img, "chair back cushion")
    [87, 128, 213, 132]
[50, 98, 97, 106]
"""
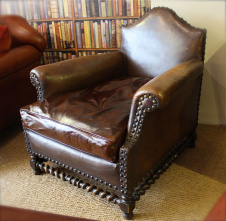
[120, 7, 206, 78]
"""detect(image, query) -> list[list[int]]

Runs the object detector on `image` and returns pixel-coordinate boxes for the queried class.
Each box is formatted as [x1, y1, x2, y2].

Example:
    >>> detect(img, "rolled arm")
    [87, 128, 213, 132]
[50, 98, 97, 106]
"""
[127, 59, 204, 132]
[31, 51, 125, 100]
[120, 59, 204, 194]
[0, 15, 46, 52]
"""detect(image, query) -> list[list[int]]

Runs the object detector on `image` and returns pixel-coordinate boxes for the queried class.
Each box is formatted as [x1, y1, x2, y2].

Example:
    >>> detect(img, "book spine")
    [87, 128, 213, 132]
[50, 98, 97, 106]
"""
[109, 20, 112, 48]
[74, 0, 79, 17]
[81, 22, 86, 48]
[90, 21, 95, 48]
[75, 22, 82, 48]
[46, 0, 52, 18]
[63, 0, 69, 17]
[81, 0, 87, 17]
[111, 19, 116, 48]
[105, 20, 110, 48]
[50, 0, 59, 18]
[118, 0, 123, 16]
[42, 22, 48, 48]
[133, 0, 138, 16]
[98, 0, 102, 17]
[58, 22, 63, 48]
[77, 0, 82, 18]
[94, 22, 99, 48]
[86, 0, 91, 17]
[40, 0, 46, 19]
[51, 21, 57, 49]
[130, 0, 134, 16]
[107, 0, 112, 17]
[116, 19, 121, 48]
[98, 21, 102, 48]
[58, 0, 64, 18]
[126, 0, 131, 16]
[101, 0, 106, 17]
[113, 0, 116, 17]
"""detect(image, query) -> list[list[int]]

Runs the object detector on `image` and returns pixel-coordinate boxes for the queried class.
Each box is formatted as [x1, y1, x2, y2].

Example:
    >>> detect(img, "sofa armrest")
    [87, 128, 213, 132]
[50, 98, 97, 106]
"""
[121, 59, 204, 194]
[0, 15, 46, 52]
[31, 51, 125, 100]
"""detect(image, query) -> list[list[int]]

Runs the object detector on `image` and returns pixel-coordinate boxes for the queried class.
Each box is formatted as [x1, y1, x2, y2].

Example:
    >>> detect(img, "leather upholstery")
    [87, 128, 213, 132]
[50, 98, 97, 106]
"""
[20, 7, 206, 218]
[30, 51, 125, 100]
[0, 25, 11, 52]
[21, 77, 150, 162]
[0, 15, 46, 131]
[121, 7, 206, 78]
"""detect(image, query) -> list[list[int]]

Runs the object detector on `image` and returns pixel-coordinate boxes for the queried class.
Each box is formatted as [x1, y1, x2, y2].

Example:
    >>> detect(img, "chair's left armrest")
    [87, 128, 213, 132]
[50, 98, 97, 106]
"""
[120, 59, 204, 194]
[0, 15, 46, 52]
[31, 51, 125, 100]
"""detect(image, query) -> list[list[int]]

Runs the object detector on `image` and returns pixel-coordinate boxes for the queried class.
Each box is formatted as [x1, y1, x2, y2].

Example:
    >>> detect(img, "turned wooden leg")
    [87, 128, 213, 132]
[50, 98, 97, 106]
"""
[118, 196, 135, 220]
[187, 131, 197, 148]
[30, 155, 43, 175]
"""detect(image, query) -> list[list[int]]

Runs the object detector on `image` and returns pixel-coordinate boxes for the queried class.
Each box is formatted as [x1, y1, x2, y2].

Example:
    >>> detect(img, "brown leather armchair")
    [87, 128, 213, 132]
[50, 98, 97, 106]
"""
[0, 15, 46, 131]
[20, 8, 206, 219]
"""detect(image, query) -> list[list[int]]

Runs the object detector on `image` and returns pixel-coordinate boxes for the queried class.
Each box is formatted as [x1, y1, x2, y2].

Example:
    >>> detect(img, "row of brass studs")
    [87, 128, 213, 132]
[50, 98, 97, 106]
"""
[27, 149, 118, 191]
[36, 161, 119, 203]
[30, 73, 42, 101]
[119, 148, 129, 197]
[119, 94, 159, 198]
[23, 129, 118, 192]
[128, 94, 159, 148]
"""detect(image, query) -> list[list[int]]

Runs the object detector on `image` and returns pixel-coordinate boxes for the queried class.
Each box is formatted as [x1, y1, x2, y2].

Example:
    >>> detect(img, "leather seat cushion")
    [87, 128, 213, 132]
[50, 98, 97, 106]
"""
[21, 76, 150, 163]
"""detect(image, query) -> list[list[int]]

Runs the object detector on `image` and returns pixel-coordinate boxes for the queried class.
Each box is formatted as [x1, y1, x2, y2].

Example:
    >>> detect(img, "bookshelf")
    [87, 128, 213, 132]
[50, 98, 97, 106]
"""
[0, 0, 151, 64]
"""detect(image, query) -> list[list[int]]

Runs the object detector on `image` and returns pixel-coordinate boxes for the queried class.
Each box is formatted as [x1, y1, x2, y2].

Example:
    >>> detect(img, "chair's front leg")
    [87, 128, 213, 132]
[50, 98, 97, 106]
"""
[118, 196, 135, 220]
[30, 155, 44, 175]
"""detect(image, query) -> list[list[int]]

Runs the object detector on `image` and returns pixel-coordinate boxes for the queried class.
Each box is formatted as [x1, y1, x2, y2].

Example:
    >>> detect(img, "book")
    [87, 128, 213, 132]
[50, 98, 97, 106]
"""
[111, 19, 116, 48]
[81, 0, 87, 17]
[63, 0, 69, 17]
[74, 0, 79, 17]
[58, 0, 64, 18]
[86, 0, 91, 17]
[50, 0, 59, 18]
[101, 0, 106, 17]
[107, 0, 112, 17]
[75, 22, 82, 48]
[76, 0, 82, 17]
[90, 21, 95, 48]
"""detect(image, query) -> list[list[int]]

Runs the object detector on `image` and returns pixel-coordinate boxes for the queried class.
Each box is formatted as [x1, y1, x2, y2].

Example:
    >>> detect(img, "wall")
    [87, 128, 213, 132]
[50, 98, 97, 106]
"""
[151, 0, 226, 125]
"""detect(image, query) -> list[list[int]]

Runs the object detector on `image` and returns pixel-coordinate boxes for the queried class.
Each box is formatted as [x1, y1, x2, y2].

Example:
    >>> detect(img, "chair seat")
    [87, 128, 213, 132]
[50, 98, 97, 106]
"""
[21, 77, 150, 162]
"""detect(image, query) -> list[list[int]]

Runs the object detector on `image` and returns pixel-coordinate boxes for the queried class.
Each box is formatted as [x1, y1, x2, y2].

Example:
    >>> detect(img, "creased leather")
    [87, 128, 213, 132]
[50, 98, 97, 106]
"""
[21, 77, 150, 163]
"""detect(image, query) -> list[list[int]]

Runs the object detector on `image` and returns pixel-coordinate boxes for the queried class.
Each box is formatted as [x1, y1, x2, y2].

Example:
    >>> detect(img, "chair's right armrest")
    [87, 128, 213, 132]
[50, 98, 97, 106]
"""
[31, 51, 125, 100]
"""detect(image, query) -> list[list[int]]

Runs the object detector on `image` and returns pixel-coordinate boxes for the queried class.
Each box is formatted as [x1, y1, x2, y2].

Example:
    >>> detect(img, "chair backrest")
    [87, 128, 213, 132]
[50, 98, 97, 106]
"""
[120, 7, 206, 78]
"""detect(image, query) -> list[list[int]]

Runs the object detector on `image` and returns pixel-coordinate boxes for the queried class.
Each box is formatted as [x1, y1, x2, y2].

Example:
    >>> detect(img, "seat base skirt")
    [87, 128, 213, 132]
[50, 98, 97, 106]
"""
[25, 128, 196, 219]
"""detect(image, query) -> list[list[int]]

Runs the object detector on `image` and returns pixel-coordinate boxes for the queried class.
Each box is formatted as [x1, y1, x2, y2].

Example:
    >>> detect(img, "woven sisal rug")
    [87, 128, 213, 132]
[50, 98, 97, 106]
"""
[0, 124, 225, 220]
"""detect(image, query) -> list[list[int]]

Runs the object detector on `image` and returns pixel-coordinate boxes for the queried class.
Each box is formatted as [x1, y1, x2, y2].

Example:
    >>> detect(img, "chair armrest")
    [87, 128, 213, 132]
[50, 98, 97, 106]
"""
[0, 15, 46, 52]
[128, 59, 204, 131]
[120, 59, 204, 194]
[30, 51, 125, 100]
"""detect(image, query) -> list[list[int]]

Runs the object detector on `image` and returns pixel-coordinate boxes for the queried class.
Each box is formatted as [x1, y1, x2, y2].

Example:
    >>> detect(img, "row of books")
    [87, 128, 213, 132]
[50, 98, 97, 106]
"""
[78, 51, 114, 57]
[42, 50, 114, 64]
[30, 21, 75, 49]
[0, 0, 72, 20]
[75, 19, 135, 49]
[42, 51, 76, 64]
[74, 0, 151, 18]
